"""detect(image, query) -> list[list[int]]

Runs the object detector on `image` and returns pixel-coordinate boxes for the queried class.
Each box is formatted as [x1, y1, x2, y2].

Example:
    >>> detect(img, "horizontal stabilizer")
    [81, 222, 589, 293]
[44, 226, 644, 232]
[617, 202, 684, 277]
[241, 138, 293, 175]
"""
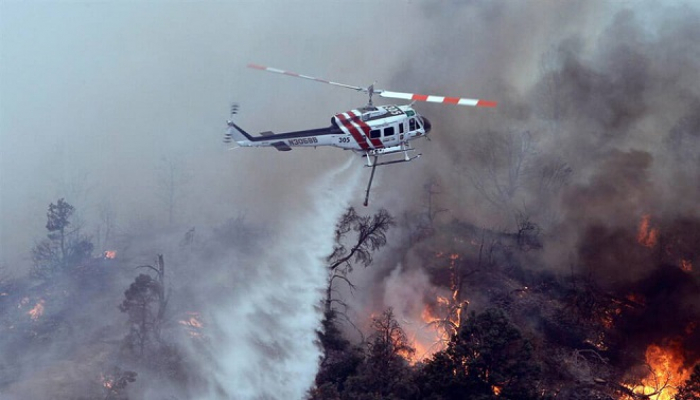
[272, 141, 292, 151]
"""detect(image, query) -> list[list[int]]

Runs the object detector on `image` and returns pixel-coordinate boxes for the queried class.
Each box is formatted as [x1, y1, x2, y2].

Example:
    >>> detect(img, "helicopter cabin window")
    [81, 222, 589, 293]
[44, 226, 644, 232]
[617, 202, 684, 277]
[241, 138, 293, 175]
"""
[384, 126, 395, 136]
[409, 118, 416, 131]
[370, 129, 381, 139]
[399, 122, 405, 134]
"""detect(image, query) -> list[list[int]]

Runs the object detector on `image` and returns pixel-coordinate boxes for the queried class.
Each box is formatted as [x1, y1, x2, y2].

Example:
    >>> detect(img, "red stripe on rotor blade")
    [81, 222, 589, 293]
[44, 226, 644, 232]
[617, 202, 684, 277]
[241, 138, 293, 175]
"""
[336, 114, 369, 150]
[444, 97, 460, 104]
[476, 100, 498, 107]
[350, 112, 383, 149]
[248, 64, 266, 70]
[284, 71, 299, 77]
[412, 94, 429, 101]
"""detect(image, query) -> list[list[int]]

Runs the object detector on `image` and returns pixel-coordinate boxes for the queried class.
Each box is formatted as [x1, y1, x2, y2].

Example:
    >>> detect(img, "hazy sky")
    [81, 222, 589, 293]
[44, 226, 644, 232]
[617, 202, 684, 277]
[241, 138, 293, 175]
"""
[0, 1, 439, 272]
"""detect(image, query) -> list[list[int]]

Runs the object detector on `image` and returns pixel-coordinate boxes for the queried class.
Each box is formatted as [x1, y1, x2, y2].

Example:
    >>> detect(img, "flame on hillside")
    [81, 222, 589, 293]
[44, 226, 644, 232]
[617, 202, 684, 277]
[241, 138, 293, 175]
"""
[28, 299, 45, 321]
[638, 215, 659, 248]
[104, 250, 117, 259]
[680, 259, 693, 272]
[179, 312, 204, 339]
[624, 341, 693, 400]
[101, 374, 114, 390]
[408, 253, 467, 363]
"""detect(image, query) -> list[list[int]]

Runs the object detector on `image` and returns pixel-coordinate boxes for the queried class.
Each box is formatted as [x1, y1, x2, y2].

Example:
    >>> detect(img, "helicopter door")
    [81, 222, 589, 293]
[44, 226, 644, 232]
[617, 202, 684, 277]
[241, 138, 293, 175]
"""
[382, 125, 397, 145]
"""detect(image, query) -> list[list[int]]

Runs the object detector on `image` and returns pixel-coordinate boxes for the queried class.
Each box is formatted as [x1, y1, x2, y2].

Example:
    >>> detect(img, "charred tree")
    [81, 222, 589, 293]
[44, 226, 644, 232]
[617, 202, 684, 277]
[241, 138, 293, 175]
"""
[324, 207, 394, 315]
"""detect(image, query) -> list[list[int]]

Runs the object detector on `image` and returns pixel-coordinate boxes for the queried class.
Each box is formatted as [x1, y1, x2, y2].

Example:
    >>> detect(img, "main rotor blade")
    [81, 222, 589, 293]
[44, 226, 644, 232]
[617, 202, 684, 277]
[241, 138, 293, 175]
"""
[248, 64, 368, 93]
[379, 90, 497, 107]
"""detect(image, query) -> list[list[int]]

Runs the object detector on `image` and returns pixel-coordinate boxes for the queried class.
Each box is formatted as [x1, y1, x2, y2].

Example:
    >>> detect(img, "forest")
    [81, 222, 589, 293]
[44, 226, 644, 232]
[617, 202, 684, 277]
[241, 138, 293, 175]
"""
[0, 195, 698, 399]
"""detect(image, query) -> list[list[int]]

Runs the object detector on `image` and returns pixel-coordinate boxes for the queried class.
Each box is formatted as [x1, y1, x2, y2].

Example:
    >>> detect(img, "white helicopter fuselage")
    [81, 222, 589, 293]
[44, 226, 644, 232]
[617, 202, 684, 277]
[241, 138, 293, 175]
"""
[226, 104, 431, 155]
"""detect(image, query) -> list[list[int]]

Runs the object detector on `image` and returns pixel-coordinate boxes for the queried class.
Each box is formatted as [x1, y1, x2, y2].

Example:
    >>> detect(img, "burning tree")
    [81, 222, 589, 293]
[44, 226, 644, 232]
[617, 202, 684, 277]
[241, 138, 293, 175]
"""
[31, 198, 93, 278]
[676, 364, 700, 400]
[101, 366, 138, 400]
[416, 308, 541, 400]
[342, 308, 416, 399]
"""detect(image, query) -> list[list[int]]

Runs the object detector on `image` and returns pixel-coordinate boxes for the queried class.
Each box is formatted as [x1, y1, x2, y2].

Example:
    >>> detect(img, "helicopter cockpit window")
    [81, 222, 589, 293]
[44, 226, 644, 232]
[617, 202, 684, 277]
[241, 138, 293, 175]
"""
[384, 126, 395, 136]
[409, 118, 416, 131]
[370, 129, 381, 139]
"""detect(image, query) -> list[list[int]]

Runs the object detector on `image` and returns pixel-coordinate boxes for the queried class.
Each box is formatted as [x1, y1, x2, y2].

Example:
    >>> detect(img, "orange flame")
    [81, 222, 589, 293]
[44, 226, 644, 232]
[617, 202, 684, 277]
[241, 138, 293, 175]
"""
[680, 259, 693, 272]
[27, 300, 45, 321]
[627, 341, 692, 400]
[101, 374, 114, 390]
[637, 215, 659, 248]
[409, 253, 466, 362]
[179, 312, 204, 338]
[104, 250, 117, 259]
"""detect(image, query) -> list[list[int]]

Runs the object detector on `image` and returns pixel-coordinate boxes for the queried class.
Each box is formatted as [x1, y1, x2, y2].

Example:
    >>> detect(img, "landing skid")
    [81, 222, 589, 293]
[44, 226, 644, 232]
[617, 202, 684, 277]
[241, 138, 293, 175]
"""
[363, 144, 421, 206]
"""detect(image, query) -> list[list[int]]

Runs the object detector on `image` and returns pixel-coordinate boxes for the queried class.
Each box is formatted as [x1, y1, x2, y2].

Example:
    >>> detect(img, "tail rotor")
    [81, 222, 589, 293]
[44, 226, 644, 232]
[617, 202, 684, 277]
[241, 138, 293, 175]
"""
[224, 103, 240, 144]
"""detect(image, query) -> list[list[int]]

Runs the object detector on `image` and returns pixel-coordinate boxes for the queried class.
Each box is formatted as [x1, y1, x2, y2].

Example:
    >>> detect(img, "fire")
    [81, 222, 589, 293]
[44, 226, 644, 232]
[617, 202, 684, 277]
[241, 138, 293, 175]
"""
[637, 215, 659, 248]
[626, 341, 692, 400]
[409, 252, 467, 361]
[179, 312, 204, 338]
[101, 374, 114, 389]
[27, 299, 45, 320]
[680, 259, 693, 272]
[492, 385, 502, 396]
[104, 250, 117, 259]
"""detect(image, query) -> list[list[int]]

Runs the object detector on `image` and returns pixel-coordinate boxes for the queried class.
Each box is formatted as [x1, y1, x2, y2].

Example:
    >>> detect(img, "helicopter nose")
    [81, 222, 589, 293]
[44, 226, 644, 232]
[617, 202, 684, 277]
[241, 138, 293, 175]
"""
[421, 116, 432, 133]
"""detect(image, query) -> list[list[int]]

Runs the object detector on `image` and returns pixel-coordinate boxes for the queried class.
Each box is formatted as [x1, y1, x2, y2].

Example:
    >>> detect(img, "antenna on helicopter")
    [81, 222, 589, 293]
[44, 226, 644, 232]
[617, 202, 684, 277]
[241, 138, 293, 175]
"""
[367, 83, 376, 107]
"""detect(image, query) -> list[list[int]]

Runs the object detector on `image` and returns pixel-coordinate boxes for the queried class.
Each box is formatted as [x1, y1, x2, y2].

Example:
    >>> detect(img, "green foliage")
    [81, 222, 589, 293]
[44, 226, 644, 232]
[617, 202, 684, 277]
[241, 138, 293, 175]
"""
[315, 310, 364, 395]
[416, 308, 541, 400]
[119, 274, 164, 357]
[31, 198, 93, 278]
[343, 308, 417, 400]
[46, 198, 74, 236]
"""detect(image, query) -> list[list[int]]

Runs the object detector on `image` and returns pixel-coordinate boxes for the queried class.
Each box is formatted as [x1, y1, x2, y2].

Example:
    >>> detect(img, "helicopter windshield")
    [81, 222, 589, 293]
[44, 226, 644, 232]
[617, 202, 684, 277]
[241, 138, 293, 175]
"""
[420, 116, 432, 133]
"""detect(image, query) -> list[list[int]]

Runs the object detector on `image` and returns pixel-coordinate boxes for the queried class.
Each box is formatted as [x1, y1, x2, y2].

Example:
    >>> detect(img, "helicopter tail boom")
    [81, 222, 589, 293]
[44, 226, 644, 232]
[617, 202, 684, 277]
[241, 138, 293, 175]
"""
[225, 120, 340, 151]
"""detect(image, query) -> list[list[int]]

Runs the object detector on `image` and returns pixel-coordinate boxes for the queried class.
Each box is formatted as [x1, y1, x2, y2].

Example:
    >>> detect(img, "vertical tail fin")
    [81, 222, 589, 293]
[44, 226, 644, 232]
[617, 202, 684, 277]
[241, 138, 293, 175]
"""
[225, 120, 254, 146]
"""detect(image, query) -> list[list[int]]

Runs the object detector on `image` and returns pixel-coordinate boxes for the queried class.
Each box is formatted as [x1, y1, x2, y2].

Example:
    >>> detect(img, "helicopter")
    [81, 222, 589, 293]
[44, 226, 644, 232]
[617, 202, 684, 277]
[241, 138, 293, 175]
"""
[225, 64, 497, 205]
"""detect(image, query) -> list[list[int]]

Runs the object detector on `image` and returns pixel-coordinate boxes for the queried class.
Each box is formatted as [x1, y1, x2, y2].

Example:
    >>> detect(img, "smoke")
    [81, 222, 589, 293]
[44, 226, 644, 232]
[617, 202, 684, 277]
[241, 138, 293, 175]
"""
[0, 2, 436, 398]
[204, 156, 362, 400]
[334, 1, 700, 372]
[3, 1, 700, 398]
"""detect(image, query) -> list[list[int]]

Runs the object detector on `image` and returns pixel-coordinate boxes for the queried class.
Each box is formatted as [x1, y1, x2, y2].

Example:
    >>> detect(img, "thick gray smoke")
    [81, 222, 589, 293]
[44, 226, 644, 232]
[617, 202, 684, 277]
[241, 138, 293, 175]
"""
[342, 0, 700, 346]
